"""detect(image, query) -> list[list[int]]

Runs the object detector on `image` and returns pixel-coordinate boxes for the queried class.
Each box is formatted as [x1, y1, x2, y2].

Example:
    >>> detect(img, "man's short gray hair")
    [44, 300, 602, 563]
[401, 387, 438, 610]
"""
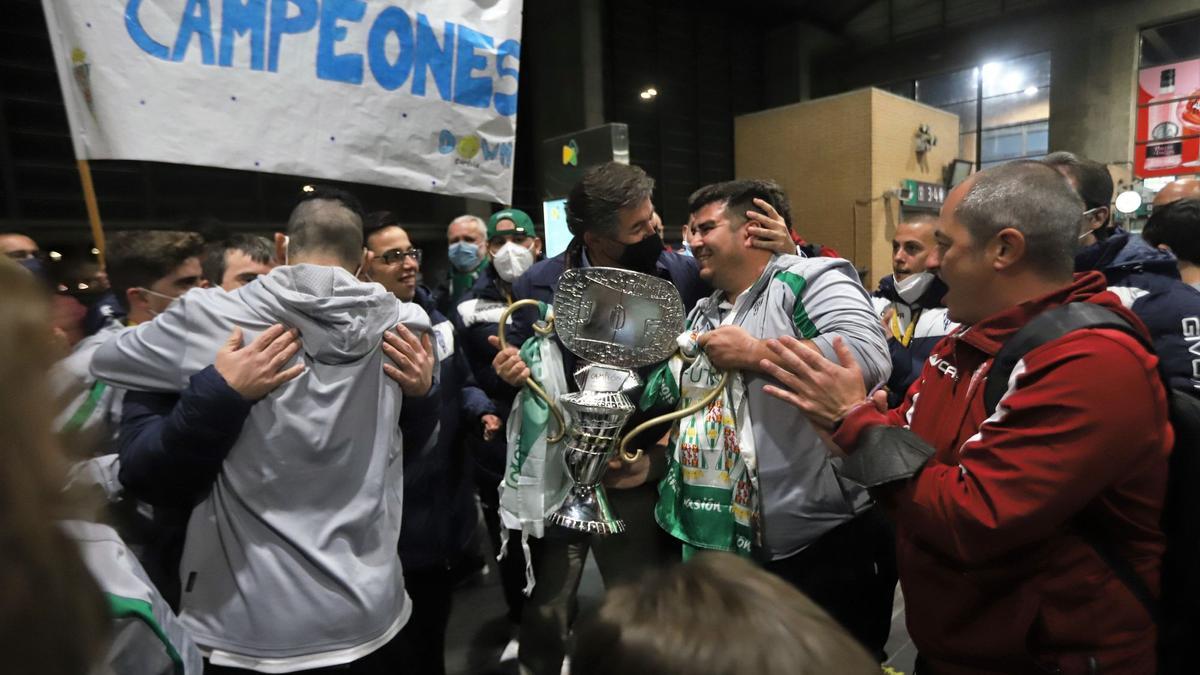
[955, 160, 1084, 279]
[286, 198, 364, 268]
[448, 215, 486, 239]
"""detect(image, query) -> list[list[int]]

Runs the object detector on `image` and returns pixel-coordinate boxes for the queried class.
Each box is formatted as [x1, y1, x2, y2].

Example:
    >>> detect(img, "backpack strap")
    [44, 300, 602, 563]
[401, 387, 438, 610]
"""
[983, 302, 1161, 624]
[983, 303, 1147, 416]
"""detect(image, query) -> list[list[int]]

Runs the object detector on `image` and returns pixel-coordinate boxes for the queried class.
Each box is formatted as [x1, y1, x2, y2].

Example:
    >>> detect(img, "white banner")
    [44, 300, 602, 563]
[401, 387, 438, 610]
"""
[41, 0, 523, 202]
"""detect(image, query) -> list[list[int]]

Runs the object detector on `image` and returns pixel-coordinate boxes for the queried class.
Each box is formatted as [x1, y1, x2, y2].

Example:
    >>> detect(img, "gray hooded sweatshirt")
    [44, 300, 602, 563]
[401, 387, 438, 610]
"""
[90, 264, 431, 671]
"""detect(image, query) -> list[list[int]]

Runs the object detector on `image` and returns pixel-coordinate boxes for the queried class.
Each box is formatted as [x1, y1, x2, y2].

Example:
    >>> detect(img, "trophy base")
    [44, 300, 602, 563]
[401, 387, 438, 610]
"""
[547, 485, 626, 535]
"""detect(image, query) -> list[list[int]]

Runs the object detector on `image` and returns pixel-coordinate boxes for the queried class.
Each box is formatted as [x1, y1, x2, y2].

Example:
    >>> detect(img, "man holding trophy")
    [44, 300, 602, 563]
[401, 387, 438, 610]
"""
[488, 163, 796, 675]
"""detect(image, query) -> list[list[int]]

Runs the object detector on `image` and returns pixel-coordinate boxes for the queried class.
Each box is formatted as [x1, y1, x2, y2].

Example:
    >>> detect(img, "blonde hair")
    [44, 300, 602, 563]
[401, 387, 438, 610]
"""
[572, 551, 879, 675]
[0, 258, 110, 673]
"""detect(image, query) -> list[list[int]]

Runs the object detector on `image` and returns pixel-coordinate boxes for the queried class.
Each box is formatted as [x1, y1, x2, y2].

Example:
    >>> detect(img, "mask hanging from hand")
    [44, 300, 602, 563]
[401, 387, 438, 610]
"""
[493, 242, 535, 282]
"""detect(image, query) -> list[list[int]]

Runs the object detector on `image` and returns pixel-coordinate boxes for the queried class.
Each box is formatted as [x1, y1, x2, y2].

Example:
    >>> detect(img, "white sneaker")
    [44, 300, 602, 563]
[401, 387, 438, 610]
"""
[500, 637, 520, 663]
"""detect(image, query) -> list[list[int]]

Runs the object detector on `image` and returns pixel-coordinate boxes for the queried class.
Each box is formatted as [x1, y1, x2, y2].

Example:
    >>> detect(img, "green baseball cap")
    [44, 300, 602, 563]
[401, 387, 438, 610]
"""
[487, 208, 536, 239]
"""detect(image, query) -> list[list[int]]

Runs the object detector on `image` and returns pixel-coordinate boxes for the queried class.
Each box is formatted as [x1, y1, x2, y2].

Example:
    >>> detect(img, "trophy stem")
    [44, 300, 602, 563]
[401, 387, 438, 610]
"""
[547, 484, 626, 535]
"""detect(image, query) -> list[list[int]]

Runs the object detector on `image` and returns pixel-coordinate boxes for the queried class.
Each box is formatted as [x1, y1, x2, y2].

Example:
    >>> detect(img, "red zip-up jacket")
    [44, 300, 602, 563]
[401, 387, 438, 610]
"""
[833, 272, 1171, 674]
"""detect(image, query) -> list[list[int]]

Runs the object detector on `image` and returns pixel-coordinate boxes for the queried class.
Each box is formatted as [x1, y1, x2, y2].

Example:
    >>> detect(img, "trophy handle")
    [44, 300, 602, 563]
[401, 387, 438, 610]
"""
[497, 299, 566, 444]
[617, 368, 728, 463]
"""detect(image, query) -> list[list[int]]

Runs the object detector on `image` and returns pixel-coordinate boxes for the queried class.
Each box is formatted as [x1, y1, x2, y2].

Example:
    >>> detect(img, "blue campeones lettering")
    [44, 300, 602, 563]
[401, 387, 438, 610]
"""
[124, 0, 519, 115]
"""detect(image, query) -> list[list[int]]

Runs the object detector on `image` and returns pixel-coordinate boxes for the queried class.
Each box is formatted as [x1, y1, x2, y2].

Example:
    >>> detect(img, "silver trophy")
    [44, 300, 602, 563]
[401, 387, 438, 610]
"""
[498, 267, 686, 534]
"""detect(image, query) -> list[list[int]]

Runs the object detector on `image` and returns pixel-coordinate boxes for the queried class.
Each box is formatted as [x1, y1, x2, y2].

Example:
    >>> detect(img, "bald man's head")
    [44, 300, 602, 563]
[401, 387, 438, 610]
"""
[1153, 177, 1200, 207]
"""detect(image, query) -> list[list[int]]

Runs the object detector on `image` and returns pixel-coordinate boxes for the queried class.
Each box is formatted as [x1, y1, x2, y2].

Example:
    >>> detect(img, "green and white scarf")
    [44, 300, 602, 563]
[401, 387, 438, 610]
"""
[497, 301, 571, 592]
[650, 271, 784, 558]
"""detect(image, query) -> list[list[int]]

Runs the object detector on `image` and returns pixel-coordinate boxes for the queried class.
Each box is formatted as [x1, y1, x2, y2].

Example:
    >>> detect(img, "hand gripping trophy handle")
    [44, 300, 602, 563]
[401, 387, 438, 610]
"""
[495, 267, 720, 536]
[496, 299, 566, 444]
[616, 354, 728, 463]
[496, 300, 728, 464]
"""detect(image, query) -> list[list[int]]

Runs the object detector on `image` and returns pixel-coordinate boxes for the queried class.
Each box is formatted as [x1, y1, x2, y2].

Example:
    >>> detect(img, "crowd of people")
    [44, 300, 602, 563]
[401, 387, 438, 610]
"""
[2, 153, 1198, 675]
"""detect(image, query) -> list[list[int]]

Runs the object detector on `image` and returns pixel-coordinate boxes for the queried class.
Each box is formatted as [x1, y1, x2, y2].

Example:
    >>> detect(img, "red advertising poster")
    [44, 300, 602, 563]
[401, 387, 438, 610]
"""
[1136, 59, 1200, 178]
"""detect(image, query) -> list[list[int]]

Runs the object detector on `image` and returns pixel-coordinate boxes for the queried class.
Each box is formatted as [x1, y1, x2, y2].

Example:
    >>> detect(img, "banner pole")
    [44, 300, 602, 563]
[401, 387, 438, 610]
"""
[75, 158, 105, 269]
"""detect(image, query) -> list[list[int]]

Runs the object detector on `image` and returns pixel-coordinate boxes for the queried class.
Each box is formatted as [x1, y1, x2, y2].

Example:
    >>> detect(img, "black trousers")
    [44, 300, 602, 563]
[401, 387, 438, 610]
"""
[763, 507, 898, 660]
[478, 476, 527, 626]
[392, 565, 456, 675]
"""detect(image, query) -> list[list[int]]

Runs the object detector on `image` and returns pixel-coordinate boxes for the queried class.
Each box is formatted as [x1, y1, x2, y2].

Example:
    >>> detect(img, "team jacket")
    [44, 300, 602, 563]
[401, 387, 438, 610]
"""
[833, 272, 1171, 674]
[455, 264, 519, 485]
[1076, 229, 1200, 394]
[872, 275, 957, 408]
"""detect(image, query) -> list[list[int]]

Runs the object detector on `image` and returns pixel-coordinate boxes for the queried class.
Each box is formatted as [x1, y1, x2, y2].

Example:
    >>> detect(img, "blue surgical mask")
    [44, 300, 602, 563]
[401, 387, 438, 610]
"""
[448, 241, 481, 271]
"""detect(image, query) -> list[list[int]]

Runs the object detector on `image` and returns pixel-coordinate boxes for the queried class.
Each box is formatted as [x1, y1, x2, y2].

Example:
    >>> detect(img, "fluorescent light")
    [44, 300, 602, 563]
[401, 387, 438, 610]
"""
[302, 184, 315, 193]
[646, 88, 657, 96]
[90, 247, 100, 255]
[1024, 86, 1038, 96]
[48, 251, 62, 261]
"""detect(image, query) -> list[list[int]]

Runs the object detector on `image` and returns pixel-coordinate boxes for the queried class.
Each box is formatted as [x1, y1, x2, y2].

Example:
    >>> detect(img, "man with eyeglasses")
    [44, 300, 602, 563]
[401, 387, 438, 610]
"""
[361, 210, 496, 675]
[1045, 151, 1200, 394]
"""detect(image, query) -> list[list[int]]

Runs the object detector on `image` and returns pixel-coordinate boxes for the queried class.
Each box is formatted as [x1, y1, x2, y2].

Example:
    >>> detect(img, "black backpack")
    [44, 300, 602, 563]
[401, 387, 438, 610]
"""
[984, 302, 1200, 674]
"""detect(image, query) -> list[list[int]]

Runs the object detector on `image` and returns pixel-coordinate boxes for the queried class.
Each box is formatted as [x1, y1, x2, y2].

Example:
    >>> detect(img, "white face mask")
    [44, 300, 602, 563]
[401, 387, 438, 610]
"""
[492, 242, 534, 282]
[137, 287, 182, 317]
[894, 271, 935, 304]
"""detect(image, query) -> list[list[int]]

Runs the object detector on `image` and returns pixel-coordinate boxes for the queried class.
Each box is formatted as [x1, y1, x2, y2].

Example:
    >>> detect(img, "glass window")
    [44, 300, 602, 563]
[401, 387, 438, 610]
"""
[980, 121, 1049, 164]
[940, 99, 979, 134]
[1141, 15, 1200, 68]
[981, 52, 1051, 99]
[982, 86, 1050, 129]
[879, 51, 1050, 168]
[916, 67, 977, 107]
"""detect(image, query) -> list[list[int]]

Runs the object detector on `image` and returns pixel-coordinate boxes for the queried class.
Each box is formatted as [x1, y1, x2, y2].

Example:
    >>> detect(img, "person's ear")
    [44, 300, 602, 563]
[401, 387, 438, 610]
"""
[274, 232, 287, 263]
[126, 286, 148, 313]
[991, 227, 1027, 271]
[532, 237, 543, 258]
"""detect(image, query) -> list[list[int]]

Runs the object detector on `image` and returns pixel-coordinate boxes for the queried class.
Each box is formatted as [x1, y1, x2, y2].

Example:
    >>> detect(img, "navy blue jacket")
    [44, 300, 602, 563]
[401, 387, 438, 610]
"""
[1076, 230, 1200, 394]
[398, 286, 495, 570]
[118, 366, 254, 507]
[455, 264, 518, 484]
[84, 291, 127, 336]
[873, 275, 954, 408]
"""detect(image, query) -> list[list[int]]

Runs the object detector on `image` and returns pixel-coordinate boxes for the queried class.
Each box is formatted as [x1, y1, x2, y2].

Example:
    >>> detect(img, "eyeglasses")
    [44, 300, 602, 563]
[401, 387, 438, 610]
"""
[378, 248, 422, 265]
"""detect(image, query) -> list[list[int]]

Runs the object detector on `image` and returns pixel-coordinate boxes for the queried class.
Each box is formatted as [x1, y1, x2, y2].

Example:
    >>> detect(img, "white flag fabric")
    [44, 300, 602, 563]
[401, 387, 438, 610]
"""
[41, 0, 523, 202]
